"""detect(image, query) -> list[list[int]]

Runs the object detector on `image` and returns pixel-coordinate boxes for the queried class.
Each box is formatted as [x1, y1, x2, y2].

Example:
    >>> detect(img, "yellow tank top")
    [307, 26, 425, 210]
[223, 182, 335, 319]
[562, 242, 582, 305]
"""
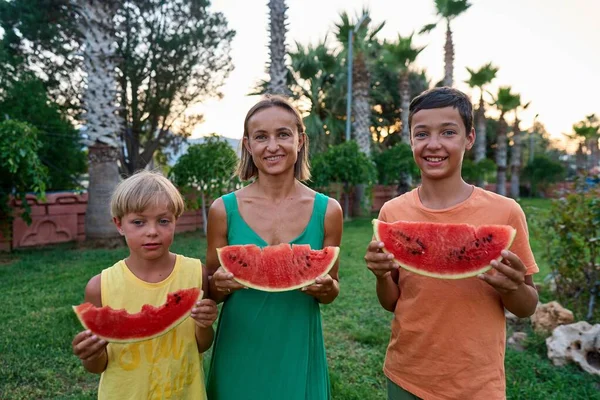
[98, 254, 206, 400]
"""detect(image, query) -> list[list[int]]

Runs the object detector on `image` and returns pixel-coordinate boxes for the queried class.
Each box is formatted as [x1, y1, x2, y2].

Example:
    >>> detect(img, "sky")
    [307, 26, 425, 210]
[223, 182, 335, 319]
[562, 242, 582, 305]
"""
[192, 0, 600, 152]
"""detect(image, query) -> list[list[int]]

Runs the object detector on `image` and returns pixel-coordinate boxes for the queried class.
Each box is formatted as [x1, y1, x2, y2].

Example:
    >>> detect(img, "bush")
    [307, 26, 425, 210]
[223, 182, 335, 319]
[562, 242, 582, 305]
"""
[0, 120, 48, 224]
[521, 155, 566, 197]
[540, 185, 600, 321]
[372, 142, 419, 186]
[462, 158, 496, 184]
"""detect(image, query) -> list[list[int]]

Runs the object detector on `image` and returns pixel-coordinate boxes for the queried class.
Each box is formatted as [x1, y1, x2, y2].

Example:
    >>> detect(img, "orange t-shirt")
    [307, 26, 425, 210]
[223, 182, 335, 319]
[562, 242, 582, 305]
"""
[379, 187, 538, 400]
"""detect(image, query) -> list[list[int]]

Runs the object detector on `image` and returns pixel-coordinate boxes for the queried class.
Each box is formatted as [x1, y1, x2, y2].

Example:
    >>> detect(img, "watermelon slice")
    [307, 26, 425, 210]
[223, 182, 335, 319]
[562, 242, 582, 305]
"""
[217, 244, 339, 292]
[72, 287, 202, 343]
[373, 220, 516, 279]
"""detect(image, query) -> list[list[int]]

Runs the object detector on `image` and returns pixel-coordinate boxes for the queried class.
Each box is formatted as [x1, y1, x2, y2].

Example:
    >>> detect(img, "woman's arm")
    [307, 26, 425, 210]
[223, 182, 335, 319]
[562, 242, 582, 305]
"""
[206, 198, 244, 304]
[302, 198, 343, 304]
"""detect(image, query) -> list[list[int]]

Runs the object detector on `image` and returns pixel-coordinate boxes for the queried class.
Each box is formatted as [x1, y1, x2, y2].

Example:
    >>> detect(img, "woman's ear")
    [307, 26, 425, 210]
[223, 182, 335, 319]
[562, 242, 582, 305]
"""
[243, 136, 252, 155]
[298, 132, 305, 152]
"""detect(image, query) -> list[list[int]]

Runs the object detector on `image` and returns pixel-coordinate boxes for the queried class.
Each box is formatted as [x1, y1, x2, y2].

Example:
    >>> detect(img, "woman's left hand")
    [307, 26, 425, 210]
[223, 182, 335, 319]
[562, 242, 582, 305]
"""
[301, 274, 335, 299]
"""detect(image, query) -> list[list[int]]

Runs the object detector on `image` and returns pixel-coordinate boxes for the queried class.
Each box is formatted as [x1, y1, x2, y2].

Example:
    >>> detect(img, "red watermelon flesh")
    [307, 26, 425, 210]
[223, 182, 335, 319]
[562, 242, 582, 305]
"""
[373, 220, 516, 279]
[217, 244, 339, 292]
[72, 287, 201, 343]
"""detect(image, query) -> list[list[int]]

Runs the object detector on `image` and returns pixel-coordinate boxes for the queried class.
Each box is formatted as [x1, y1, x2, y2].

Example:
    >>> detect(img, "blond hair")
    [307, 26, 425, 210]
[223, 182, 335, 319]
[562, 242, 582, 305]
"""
[110, 170, 185, 219]
[235, 94, 311, 181]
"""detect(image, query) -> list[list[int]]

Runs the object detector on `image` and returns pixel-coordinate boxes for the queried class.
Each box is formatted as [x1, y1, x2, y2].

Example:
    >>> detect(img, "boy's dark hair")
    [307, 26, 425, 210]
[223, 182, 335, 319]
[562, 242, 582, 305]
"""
[408, 87, 473, 135]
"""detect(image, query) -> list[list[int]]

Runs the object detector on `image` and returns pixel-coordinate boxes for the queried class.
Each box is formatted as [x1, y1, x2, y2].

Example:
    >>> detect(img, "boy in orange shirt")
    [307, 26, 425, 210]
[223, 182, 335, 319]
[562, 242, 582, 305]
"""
[365, 87, 539, 400]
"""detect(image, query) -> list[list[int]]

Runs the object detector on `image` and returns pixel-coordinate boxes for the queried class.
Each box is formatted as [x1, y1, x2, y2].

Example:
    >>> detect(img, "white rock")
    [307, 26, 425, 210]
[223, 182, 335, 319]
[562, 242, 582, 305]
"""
[546, 321, 600, 376]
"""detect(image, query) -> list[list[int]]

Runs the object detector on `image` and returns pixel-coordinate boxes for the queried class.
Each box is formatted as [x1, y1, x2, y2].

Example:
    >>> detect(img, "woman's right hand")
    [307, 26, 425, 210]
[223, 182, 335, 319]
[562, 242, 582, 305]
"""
[72, 330, 108, 362]
[212, 266, 246, 295]
[364, 240, 399, 279]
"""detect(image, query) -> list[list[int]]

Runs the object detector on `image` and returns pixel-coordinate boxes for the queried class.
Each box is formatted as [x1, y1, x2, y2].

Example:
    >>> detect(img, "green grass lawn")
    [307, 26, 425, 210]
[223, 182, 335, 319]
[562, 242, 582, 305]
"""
[1, 201, 599, 399]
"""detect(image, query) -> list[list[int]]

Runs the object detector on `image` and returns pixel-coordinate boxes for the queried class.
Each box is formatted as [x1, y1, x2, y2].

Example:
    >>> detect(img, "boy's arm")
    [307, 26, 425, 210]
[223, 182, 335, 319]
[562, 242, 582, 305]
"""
[194, 268, 215, 353]
[479, 250, 538, 317]
[365, 241, 401, 312]
[73, 274, 109, 374]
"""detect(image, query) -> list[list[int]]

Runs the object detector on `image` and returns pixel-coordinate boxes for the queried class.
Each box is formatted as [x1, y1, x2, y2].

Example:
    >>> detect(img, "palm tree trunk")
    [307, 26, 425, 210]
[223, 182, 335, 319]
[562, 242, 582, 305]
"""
[475, 93, 487, 187]
[80, 1, 123, 241]
[86, 145, 121, 240]
[496, 115, 508, 196]
[352, 54, 371, 155]
[268, 0, 289, 95]
[443, 19, 454, 87]
[400, 70, 411, 144]
[397, 69, 412, 194]
[510, 116, 522, 198]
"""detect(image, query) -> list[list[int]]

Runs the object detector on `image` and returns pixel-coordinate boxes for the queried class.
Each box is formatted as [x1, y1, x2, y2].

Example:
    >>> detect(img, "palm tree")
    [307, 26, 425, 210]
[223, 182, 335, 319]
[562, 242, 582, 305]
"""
[288, 39, 344, 152]
[267, 0, 289, 95]
[510, 99, 530, 199]
[570, 114, 600, 173]
[79, 1, 123, 241]
[382, 33, 425, 144]
[335, 10, 385, 155]
[421, 0, 471, 87]
[465, 63, 498, 187]
[493, 87, 520, 197]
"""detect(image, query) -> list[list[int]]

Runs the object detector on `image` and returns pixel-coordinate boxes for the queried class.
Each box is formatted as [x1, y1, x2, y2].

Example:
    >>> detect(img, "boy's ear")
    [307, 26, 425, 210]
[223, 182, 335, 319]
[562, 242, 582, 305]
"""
[466, 128, 476, 150]
[113, 217, 124, 236]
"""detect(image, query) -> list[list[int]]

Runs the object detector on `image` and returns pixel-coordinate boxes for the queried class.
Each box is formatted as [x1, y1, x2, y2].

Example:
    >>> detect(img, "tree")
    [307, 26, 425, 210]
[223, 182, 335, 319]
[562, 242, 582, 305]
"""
[382, 33, 425, 144]
[465, 62, 498, 187]
[493, 87, 520, 196]
[0, 120, 48, 226]
[509, 98, 530, 198]
[287, 40, 345, 153]
[568, 114, 600, 173]
[0, 0, 82, 113]
[169, 135, 238, 235]
[310, 141, 376, 220]
[267, 0, 289, 95]
[521, 155, 565, 197]
[335, 10, 385, 155]
[0, 75, 86, 190]
[79, 0, 123, 242]
[420, 0, 471, 87]
[116, 0, 235, 175]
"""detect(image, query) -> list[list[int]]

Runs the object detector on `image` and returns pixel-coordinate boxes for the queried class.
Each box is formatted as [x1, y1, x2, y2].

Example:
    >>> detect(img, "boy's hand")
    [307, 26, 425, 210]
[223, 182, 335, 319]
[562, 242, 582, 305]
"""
[72, 330, 108, 362]
[212, 266, 246, 295]
[191, 299, 218, 328]
[478, 250, 527, 294]
[364, 241, 399, 278]
[301, 274, 335, 298]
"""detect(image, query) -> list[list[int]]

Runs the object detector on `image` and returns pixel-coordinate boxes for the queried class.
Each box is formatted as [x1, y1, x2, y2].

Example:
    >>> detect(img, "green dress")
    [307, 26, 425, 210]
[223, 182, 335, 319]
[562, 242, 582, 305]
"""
[206, 192, 332, 400]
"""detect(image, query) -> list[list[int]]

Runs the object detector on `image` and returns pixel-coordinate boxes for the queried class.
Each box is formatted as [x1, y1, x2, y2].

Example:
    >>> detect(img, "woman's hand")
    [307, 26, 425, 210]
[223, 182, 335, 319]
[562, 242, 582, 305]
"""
[212, 266, 246, 295]
[301, 274, 336, 299]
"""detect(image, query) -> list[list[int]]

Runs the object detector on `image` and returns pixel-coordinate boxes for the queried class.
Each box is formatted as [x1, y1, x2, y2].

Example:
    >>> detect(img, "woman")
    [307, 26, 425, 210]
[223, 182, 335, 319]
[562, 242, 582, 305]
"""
[205, 95, 343, 400]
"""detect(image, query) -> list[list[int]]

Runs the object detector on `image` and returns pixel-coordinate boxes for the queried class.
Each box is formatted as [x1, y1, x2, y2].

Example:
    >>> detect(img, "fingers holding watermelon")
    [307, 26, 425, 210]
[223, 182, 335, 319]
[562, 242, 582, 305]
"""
[212, 266, 246, 295]
[72, 330, 108, 362]
[364, 240, 399, 278]
[301, 274, 336, 299]
[478, 250, 527, 293]
[191, 299, 218, 328]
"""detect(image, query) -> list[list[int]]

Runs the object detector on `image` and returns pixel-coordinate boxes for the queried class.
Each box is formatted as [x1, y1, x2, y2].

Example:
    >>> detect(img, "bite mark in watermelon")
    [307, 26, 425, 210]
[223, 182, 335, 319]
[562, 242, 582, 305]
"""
[217, 244, 339, 292]
[373, 220, 516, 279]
[72, 287, 202, 343]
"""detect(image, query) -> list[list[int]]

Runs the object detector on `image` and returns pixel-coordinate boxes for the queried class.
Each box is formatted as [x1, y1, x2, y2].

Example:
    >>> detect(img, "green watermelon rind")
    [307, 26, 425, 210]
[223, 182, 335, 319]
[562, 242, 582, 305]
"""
[217, 245, 340, 292]
[372, 219, 517, 280]
[72, 288, 202, 344]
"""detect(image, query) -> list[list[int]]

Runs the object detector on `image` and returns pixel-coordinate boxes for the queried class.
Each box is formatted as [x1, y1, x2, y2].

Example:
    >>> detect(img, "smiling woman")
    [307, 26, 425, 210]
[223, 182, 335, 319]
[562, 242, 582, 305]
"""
[205, 95, 344, 400]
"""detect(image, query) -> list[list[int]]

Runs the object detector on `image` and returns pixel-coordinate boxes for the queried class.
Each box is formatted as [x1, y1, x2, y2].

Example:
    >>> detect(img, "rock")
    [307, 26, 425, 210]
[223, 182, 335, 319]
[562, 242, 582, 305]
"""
[531, 301, 574, 335]
[505, 308, 531, 331]
[508, 331, 528, 352]
[546, 321, 600, 376]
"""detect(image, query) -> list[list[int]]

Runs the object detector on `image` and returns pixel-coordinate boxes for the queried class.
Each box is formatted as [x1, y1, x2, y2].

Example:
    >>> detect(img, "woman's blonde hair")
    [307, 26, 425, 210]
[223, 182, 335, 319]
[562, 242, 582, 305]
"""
[110, 170, 185, 219]
[235, 94, 311, 181]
